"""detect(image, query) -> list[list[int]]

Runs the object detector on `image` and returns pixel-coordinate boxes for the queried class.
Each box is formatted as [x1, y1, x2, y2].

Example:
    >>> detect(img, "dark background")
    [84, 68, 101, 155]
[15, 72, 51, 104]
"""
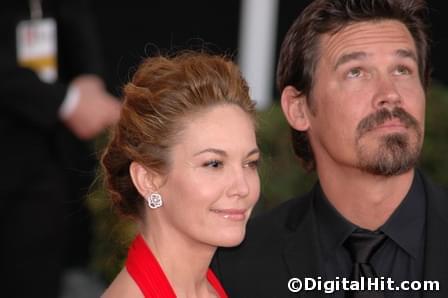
[92, 0, 448, 97]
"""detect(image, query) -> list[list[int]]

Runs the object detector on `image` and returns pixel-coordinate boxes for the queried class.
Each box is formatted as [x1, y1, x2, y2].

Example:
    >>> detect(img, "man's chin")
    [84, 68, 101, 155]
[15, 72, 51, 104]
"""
[356, 135, 421, 177]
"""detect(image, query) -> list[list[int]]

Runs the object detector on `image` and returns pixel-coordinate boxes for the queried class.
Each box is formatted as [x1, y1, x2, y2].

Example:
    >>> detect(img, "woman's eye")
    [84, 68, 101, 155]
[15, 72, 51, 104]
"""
[203, 160, 223, 168]
[245, 159, 260, 169]
[347, 67, 362, 78]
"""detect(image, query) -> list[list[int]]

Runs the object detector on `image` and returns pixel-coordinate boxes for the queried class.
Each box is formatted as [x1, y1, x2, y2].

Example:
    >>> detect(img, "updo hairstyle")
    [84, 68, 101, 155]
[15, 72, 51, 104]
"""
[101, 52, 256, 219]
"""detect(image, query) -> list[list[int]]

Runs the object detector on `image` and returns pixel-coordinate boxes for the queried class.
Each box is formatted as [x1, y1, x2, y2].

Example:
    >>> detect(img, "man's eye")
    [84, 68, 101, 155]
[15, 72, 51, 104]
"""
[395, 65, 411, 75]
[203, 160, 223, 168]
[347, 68, 362, 78]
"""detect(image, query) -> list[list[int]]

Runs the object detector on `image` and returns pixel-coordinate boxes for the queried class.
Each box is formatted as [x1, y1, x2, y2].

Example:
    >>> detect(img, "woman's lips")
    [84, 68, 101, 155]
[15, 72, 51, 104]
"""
[210, 208, 247, 221]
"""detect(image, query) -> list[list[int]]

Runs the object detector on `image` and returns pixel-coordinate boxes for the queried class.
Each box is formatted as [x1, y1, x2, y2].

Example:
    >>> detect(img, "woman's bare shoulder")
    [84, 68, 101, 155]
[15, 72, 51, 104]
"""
[101, 268, 143, 298]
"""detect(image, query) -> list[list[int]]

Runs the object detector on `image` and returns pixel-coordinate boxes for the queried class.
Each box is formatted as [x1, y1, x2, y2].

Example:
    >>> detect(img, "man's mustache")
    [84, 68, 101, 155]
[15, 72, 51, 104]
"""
[357, 107, 420, 138]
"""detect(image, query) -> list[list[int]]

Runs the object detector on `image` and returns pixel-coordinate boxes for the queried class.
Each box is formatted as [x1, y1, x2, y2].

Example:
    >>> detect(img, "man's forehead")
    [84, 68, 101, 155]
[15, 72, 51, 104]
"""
[319, 20, 417, 64]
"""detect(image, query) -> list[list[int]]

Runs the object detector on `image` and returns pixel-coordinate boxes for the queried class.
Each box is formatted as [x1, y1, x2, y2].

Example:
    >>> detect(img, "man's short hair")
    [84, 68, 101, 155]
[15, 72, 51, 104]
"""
[276, 0, 430, 171]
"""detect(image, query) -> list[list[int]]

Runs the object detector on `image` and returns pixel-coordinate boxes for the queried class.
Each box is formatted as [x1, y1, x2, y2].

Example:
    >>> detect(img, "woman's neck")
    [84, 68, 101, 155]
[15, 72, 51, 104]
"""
[140, 221, 218, 297]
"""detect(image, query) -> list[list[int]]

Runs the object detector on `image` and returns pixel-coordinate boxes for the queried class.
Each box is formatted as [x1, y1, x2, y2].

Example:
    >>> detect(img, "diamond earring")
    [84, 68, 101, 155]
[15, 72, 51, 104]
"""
[147, 192, 163, 209]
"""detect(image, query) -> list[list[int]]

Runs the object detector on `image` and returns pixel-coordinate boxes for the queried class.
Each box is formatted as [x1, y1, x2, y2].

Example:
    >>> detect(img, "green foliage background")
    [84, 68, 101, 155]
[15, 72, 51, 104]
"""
[88, 82, 448, 282]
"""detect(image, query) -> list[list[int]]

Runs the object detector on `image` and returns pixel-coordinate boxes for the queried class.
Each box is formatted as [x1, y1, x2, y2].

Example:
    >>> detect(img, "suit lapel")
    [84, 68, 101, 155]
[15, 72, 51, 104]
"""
[421, 173, 448, 297]
[279, 173, 448, 297]
[282, 188, 322, 297]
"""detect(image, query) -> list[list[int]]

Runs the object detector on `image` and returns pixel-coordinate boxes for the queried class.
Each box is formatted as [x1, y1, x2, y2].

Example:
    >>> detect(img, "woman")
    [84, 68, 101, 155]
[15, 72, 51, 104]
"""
[101, 52, 260, 297]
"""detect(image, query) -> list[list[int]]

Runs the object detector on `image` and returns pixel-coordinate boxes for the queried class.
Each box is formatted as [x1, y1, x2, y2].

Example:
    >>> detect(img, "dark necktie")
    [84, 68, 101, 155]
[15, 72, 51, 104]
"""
[344, 229, 387, 298]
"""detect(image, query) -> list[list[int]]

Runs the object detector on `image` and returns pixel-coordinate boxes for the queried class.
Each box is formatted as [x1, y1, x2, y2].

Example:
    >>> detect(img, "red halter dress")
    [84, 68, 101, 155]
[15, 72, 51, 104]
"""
[126, 234, 228, 298]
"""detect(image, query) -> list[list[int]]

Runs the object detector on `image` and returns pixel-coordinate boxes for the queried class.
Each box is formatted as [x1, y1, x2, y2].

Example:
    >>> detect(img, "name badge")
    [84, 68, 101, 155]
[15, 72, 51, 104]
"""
[16, 18, 58, 83]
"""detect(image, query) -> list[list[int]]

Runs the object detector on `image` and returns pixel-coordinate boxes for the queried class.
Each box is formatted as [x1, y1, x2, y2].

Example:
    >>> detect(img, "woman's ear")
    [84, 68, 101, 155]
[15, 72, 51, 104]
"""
[280, 86, 311, 132]
[129, 161, 161, 198]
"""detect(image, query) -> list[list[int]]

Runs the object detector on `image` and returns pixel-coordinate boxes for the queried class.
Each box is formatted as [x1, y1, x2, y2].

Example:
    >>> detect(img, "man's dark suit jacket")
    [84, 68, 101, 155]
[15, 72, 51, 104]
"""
[213, 172, 448, 297]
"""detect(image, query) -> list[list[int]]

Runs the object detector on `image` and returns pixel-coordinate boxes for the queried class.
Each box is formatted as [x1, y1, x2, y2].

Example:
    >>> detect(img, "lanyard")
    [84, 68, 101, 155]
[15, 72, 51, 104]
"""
[29, 0, 43, 19]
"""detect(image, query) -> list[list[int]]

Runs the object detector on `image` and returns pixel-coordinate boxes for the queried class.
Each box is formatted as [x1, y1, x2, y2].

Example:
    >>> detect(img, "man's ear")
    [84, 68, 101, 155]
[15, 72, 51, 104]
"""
[280, 86, 311, 131]
[129, 161, 162, 198]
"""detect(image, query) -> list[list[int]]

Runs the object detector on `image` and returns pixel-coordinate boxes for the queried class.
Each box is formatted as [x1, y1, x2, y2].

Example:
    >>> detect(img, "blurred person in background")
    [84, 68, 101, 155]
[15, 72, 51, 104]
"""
[0, 0, 121, 297]
[100, 52, 260, 298]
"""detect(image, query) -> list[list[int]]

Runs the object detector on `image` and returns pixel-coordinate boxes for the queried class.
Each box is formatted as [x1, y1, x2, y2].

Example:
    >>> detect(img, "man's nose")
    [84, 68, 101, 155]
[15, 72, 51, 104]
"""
[372, 76, 402, 110]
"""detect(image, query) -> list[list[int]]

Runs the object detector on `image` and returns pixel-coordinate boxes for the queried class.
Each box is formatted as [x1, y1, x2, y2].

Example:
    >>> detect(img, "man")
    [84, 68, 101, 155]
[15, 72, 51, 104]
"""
[0, 0, 120, 297]
[213, 0, 448, 297]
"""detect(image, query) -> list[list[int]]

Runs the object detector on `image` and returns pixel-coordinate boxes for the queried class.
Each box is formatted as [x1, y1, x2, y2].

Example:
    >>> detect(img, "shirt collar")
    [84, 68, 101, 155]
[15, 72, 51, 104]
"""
[314, 171, 426, 260]
[314, 183, 356, 261]
[379, 171, 426, 259]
